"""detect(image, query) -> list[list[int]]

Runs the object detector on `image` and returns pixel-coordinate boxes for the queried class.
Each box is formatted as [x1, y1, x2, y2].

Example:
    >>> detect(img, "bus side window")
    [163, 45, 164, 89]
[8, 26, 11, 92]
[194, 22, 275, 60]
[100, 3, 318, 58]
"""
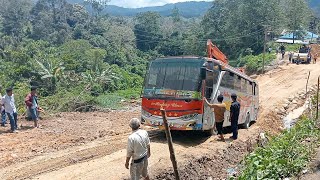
[234, 75, 241, 91]
[205, 70, 214, 99]
[255, 84, 258, 96]
[248, 81, 253, 95]
[221, 71, 234, 89]
[241, 78, 247, 94]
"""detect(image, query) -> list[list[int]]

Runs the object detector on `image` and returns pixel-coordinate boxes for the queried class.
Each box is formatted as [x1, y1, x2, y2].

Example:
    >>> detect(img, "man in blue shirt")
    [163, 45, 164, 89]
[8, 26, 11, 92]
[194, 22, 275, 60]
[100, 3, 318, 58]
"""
[229, 93, 240, 140]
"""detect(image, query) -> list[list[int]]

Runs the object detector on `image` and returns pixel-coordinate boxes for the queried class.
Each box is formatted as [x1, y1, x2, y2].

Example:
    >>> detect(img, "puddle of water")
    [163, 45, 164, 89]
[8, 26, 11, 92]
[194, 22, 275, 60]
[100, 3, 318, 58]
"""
[283, 99, 310, 129]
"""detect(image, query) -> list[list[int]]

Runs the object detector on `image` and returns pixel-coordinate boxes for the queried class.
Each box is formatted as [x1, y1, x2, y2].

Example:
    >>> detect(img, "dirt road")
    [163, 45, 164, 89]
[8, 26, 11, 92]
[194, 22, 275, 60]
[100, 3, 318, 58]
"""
[1, 61, 320, 180]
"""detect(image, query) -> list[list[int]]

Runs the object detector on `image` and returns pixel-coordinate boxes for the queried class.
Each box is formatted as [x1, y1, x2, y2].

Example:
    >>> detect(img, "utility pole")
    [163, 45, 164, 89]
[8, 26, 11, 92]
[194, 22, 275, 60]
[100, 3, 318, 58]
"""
[262, 25, 271, 74]
[262, 27, 267, 74]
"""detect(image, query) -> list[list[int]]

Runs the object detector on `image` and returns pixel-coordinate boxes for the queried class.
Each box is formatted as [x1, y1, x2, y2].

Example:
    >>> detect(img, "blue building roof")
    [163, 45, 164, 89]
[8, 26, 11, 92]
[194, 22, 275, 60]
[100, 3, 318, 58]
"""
[280, 31, 319, 40]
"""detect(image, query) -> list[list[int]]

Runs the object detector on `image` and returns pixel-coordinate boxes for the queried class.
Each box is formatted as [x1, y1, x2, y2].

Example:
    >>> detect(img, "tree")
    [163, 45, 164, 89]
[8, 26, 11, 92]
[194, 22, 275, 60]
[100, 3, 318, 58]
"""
[0, 0, 32, 39]
[134, 12, 163, 51]
[202, 0, 288, 59]
[30, 0, 73, 44]
[84, 0, 110, 16]
[171, 6, 181, 23]
[34, 47, 65, 93]
[284, 0, 312, 42]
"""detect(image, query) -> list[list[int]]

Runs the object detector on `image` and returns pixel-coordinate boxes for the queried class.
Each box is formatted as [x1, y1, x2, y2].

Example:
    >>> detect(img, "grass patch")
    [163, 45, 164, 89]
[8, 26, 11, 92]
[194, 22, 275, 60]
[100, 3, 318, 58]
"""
[238, 116, 320, 179]
[111, 88, 141, 99]
[239, 53, 276, 74]
[95, 94, 123, 109]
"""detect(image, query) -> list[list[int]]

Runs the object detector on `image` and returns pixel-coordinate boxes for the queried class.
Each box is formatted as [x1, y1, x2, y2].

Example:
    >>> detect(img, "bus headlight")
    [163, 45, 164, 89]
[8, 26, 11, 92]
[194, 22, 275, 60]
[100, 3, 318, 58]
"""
[181, 113, 198, 120]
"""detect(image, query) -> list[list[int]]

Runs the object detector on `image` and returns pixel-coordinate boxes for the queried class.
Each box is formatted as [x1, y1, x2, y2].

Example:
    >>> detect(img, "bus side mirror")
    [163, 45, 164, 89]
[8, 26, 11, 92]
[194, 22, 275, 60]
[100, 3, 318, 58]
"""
[201, 67, 206, 80]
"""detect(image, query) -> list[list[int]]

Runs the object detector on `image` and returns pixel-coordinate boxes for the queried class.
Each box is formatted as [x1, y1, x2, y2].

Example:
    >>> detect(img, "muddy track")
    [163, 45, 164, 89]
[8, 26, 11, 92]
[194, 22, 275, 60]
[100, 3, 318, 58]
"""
[1, 61, 320, 180]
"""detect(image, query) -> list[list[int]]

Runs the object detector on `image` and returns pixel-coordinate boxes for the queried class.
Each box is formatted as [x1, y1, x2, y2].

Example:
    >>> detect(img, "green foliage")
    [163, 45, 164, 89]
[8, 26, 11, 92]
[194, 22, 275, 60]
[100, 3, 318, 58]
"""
[0, 0, 316, 112]
[134, 12, 162, 52]
[11, 82, 30, 114]
[239, 116, 320, 179]
[95, 94, 123, 109]
[238, 53, 276, 73]
[285, 44, 303, 52]
[42, 87, 97, 112]
[202, 0, 312, 60]
[112, 88, 141, 99]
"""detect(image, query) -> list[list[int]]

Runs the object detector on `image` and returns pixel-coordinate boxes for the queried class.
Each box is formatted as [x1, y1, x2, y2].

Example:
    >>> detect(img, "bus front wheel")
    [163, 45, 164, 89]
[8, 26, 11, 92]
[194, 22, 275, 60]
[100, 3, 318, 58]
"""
[204, 127, 216, 137]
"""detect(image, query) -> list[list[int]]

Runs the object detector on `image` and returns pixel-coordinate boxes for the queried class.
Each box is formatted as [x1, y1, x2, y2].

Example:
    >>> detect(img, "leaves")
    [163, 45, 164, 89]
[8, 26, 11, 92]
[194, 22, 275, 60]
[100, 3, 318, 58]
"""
[239, 117, 320, 179]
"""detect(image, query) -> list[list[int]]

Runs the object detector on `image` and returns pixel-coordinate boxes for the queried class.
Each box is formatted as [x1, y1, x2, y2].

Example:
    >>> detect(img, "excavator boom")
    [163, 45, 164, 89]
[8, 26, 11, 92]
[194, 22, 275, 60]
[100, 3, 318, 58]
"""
[207, 39, 228, 64]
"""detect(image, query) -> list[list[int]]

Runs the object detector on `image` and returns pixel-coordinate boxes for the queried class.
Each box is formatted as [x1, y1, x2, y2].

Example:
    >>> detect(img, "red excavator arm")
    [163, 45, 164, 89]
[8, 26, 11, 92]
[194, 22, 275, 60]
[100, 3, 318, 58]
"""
[207, 39, 228, 64]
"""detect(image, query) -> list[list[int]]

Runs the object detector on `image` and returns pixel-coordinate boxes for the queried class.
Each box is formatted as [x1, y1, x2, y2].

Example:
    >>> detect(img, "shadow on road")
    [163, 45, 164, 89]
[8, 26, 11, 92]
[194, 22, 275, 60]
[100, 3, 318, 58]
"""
[148, 121, 256, 148]
[149, 130, 210, 148]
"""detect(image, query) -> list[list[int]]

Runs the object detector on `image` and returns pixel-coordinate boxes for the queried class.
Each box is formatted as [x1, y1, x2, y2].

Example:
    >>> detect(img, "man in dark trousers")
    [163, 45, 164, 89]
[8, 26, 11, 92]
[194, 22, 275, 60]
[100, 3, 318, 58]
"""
[229, 93, 240, 140]
[25, 86, 40, 128]
[204, 95, 226, 141]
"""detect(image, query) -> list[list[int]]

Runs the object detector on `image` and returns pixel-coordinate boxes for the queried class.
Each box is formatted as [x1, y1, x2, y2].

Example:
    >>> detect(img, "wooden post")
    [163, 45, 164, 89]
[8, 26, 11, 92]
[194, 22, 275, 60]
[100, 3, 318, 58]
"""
[316, 76, 319, 119]
[306, 71, 310, 99]
[160, 109, 180, 180]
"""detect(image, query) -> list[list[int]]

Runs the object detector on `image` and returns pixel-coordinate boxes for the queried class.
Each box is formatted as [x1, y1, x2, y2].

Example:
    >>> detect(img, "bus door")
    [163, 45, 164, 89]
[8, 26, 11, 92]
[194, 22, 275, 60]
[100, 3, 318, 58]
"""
[202, 65, 221, 130]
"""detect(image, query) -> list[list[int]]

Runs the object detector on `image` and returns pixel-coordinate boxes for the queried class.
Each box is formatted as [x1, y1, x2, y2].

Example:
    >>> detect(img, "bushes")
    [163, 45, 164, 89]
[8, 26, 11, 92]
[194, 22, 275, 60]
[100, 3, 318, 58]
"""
[41, 87, 97, 112]
[239, 116, 320, 179]
[240, 53, 276, 74]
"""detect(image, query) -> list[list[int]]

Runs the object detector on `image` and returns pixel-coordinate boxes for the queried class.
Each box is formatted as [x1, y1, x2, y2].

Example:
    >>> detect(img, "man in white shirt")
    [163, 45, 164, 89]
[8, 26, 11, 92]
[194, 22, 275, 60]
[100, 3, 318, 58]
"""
[1, 88, 18, 133]
[125, 118, 150, 180]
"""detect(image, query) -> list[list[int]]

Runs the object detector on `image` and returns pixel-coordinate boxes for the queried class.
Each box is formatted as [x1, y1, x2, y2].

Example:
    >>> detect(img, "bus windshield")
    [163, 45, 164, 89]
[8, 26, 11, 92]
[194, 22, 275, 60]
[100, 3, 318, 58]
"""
[143, 58, 206, 99]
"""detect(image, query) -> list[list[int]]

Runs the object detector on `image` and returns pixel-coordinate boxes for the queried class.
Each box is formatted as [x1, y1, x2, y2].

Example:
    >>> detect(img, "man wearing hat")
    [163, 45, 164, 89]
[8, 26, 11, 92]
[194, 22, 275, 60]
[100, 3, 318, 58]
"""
[1, 88, 18, 133]
[229, 93, 240, 140]
[125, 118, 151, 180]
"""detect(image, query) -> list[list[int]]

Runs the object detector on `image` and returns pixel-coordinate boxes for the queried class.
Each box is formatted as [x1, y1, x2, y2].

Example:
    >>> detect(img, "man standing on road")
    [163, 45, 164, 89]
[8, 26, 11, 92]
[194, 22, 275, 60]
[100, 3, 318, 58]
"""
[204, 95, 226, 141]
[1, 88, 18, 133]
[25, 86, 40, 128]
[314, 53, 318, 64]
[280, 44, 285, 59]
[125, 118, 151, 180]
[229, 93, 240, 140]
[0, 86, 7, 127]
[289, 52, 293, 63]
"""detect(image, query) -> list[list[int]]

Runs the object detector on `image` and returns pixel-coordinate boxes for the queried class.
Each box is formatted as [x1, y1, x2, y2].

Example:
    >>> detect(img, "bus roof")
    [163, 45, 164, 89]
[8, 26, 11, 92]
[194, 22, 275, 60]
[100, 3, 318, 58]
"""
[151, 56, 257, 84]
[154, 56, 204, 61]
[209, 58, 257, 84]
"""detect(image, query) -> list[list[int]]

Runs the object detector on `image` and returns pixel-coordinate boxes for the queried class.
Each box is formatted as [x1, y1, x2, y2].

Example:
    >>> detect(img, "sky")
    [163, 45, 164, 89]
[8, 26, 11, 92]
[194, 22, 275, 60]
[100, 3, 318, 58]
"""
[109, 0, 212, 8]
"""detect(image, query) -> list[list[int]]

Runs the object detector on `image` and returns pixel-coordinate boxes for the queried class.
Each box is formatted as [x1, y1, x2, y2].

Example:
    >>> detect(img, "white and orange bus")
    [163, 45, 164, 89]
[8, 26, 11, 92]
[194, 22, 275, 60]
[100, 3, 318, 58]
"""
[141, 56, 259, 135]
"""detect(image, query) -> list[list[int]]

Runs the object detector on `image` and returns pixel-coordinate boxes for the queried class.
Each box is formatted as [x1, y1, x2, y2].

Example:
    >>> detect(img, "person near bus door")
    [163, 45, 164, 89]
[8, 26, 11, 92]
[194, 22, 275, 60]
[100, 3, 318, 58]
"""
[204, 95, 226, 141]
[229, 93, 240, 140]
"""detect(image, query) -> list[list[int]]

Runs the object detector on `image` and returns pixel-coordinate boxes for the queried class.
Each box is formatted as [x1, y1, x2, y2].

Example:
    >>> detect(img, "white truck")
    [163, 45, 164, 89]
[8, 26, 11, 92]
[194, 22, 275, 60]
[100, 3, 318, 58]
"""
[292, 46, 312, 64]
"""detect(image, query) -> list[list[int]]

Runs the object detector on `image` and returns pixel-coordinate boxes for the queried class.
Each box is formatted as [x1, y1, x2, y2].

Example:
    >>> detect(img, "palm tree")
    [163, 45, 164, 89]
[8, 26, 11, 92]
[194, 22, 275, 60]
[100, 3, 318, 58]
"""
[35, 54, 64, 93]
[81, 66, 118, 94]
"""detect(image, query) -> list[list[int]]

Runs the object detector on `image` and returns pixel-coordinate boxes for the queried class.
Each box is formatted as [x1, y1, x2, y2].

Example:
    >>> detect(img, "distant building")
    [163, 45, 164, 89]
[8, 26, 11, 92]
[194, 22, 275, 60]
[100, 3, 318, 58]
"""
[276, 30, 319, 44]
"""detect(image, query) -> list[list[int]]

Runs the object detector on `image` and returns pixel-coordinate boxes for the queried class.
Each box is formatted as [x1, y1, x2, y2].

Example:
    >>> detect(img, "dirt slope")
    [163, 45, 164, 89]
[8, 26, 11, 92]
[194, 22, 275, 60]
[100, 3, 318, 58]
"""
[1, 61, 320, 180]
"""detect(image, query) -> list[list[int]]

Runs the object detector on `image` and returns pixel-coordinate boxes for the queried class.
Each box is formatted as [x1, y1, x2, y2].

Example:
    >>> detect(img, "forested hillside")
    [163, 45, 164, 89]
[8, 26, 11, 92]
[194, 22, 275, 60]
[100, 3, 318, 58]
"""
[0, 0, 316, 112]
[66, 0, 212, 17]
